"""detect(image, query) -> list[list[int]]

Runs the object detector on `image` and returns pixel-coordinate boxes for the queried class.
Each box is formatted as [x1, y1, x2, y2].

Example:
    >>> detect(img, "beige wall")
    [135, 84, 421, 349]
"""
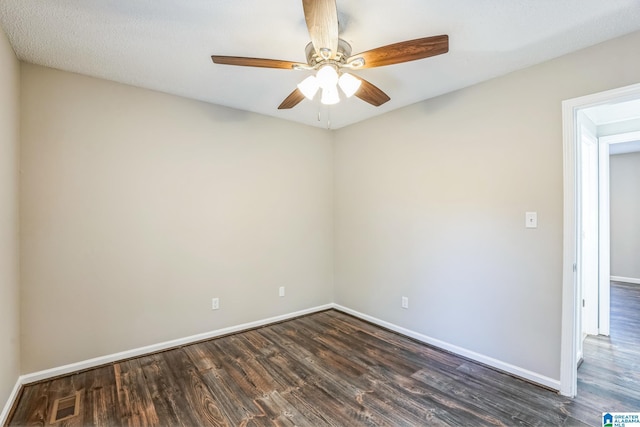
[610, 151, 640, 279]
[333, 31, 640, 381]
[0, 28, 20, 407]
[14, 28, 640, 384]
[20, 64, 334, 372]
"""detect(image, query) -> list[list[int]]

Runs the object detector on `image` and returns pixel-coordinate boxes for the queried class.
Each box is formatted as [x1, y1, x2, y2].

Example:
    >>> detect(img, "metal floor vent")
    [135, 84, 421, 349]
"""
[50, 391, 81, 423]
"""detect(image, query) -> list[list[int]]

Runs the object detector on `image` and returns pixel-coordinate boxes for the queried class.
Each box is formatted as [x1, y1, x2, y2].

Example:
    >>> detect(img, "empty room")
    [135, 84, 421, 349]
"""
[1, 1, 640, 426]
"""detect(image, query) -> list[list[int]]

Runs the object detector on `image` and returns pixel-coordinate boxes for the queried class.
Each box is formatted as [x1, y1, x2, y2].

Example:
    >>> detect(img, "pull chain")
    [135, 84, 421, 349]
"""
[316, 106, 331, 129]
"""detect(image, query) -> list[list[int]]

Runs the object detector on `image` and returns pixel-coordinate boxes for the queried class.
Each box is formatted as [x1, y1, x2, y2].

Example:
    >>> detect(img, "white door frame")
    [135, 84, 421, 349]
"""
[598, 139, 611, 337]
[560, 82, 640, 397]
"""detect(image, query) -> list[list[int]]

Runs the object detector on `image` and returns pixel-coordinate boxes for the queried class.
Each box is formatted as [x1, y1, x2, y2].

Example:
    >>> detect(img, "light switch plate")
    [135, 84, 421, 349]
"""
[525, 212, 538, 228]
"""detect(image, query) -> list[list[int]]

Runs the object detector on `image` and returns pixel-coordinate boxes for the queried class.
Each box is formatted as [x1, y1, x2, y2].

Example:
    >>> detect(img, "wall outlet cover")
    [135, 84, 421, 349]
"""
[525, 212, 538, 228]
[401, 296, 409, 309]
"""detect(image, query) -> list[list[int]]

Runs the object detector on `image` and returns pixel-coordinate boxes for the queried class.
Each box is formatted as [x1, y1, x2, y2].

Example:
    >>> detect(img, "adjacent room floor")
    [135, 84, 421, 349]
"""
[7, 282, 640, 426]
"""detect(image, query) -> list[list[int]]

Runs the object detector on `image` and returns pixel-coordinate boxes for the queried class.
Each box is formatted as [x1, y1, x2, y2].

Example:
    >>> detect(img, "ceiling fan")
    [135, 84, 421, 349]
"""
[211, 0, 449, 110]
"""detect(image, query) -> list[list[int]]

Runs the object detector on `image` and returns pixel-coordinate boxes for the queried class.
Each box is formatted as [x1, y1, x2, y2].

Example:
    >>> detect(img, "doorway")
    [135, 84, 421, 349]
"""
[560, 82, 640, 397]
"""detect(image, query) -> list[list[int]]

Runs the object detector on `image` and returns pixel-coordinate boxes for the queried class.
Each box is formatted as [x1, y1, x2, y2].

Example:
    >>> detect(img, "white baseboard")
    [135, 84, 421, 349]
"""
[0, 377, 22, 426]
[20, 304, 333, 385]
[333, 304, 561, 391]
[611, 276, 640, 285]
[9, 300, 560, 418]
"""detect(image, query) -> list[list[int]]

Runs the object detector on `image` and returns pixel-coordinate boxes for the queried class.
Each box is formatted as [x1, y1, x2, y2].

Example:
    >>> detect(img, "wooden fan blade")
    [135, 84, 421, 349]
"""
[211, 56, 304, 70]
[278, 88, 306, 109]
[302, 0, 339, 58]
[354, 78, 390, 107]
[350, 35, 449, 69]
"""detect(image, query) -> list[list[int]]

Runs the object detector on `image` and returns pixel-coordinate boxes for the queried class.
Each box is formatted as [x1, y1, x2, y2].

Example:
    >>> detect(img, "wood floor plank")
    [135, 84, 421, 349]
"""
[8, 382, 50, 426]
[85, 365, 119, 427]
[114, 359, 160, 426]
[369, 364, 511, 426]
[192, 340, 266, 425]
[253, 390, 320, 427]
[139, 355, 184, 426]
[138, 352, 200, 426]
[252, 328, 321, 389]
[285, 380, 366, 426]
[8, 282, 640, 426]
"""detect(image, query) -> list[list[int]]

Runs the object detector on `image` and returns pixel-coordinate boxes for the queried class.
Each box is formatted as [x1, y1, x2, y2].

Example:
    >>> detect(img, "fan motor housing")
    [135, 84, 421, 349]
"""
[305, 39, 352, 68]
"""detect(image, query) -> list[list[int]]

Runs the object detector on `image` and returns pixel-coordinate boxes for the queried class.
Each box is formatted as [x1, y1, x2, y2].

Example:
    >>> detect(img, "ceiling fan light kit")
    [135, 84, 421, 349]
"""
[296, 70, 360, 105]
[317, 64, 339, 89]
[321, 85, 340, 105]
[338, 73, 361, 98]
[211, 0, 449, 111]
[296, 63, 362, 105]
[297, 75, 320, 100]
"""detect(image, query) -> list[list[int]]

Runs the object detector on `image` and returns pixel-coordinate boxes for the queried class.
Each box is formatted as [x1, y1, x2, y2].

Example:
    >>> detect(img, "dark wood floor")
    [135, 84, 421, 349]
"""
[7, 282, 640, 426]
[573, 281, 640, 422]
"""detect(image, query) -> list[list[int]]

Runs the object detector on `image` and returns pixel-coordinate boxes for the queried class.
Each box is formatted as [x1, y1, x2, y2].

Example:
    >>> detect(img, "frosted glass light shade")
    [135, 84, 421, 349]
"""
[297, 75, 319, 100]
[321, 86, 340, 105]
[338, 73, 361, 97]
[316, 65, 339, 90]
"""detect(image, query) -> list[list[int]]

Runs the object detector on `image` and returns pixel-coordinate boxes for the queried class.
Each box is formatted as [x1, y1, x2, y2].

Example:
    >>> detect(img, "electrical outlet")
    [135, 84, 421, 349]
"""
[212, 298, 219, 310]
[279, 286, 285, 297]
[401, 296, 409, 309]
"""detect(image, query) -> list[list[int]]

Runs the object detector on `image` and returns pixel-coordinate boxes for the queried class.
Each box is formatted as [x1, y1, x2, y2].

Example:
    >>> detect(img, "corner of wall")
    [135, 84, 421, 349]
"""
[329, 128, 338, 305]
[0, 23, 21, 425]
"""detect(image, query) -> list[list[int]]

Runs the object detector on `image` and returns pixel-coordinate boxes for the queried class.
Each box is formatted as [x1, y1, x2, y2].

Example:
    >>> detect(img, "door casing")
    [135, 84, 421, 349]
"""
[560, 82, 640, 397]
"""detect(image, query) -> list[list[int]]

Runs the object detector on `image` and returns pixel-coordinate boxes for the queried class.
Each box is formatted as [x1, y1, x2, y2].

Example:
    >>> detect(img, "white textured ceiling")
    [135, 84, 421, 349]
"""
[2, 1, 640, 129]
